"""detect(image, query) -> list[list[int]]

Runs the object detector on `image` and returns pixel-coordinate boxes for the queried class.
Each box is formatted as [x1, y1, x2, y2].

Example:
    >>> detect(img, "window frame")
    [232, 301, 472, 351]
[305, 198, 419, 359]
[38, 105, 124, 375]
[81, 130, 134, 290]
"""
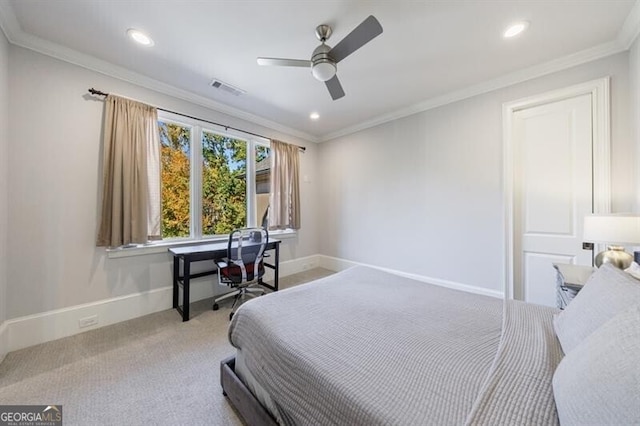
[158, 110, 270, 242]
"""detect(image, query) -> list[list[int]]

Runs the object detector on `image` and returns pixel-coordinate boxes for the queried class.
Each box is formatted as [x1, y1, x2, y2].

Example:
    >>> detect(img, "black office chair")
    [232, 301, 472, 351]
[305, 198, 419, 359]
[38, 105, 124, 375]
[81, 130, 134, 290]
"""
[212, 227, 269, 320]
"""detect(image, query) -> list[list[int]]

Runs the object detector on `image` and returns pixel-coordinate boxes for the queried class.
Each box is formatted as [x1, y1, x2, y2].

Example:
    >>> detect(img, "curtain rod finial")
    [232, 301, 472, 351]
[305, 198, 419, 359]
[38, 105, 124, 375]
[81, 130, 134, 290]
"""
[88, 88, 108, 97]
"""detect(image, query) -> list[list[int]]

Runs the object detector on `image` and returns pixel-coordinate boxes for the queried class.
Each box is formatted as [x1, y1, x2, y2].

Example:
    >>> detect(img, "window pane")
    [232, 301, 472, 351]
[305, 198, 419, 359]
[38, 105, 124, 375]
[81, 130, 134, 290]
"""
[159, 121, 191, 238]
[202, 131, 247, 235]
[255, 145, 271, 227]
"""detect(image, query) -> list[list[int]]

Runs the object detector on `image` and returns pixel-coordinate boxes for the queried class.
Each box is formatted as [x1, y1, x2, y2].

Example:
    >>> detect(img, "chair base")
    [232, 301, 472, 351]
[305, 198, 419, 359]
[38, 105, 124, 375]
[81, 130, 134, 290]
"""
[212, 288, 240, 311]
[212, 283, 266, 319]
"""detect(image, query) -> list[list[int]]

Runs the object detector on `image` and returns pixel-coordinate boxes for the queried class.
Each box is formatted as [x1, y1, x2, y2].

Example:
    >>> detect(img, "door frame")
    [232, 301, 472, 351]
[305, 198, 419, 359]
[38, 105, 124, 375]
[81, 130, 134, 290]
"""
[503, 77, 611, 300]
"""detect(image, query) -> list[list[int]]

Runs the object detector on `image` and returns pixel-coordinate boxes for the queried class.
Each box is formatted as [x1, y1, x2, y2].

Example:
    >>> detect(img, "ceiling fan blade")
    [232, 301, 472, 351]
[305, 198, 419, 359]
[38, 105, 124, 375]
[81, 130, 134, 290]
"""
[329, 15, 383, 63]
[257, 57, 311, 67]
[325, 75, 345, 100]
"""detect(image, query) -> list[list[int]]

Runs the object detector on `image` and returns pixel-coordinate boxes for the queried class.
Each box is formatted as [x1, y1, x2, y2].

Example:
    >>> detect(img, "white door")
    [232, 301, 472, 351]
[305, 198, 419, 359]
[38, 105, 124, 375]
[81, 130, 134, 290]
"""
[512, 93, 594, 306]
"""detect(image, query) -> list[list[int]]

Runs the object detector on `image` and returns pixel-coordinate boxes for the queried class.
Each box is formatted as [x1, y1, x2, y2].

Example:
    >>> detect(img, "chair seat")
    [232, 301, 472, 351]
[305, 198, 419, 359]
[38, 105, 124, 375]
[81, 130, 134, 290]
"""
[220, 262, 265, 284]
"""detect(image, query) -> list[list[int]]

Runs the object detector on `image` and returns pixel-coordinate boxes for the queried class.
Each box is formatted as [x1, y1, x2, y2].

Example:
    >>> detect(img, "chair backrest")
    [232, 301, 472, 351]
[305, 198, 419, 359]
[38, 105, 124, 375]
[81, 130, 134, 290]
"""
[226, 227, 269, 284]
[261, 205, 270, 229]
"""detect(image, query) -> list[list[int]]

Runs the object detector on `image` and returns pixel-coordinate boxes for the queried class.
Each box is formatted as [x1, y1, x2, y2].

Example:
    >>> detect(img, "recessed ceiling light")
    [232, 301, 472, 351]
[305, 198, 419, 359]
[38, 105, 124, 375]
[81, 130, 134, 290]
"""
[503, 21, 529, 38]
[310, 112, 320, 120]
[127, 28, 154, 46]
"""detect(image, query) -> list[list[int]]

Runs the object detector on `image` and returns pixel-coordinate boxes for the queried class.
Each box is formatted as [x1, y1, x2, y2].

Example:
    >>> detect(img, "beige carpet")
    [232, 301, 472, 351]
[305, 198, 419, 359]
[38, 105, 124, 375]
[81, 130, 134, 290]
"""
[0, 268, 334, 426]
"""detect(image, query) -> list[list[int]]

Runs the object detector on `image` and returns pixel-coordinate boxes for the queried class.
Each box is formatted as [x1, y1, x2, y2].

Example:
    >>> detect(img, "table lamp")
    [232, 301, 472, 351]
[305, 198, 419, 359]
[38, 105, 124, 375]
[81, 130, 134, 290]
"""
[583, 214, 640, 269]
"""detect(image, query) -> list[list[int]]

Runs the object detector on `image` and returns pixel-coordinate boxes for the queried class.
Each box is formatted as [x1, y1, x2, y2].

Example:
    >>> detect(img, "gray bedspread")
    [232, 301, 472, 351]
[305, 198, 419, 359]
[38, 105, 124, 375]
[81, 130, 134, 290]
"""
[228, 266, 562, 425]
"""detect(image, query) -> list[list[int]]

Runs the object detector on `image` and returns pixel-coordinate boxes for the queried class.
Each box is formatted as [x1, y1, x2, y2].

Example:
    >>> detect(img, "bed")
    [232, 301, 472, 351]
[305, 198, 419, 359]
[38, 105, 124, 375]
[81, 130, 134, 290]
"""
[221, 264, 640, 426]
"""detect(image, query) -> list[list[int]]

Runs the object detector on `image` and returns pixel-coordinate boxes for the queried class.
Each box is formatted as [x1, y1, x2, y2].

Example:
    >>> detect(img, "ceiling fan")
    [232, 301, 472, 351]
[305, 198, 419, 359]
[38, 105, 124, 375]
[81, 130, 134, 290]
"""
[257, 15, 383, 100]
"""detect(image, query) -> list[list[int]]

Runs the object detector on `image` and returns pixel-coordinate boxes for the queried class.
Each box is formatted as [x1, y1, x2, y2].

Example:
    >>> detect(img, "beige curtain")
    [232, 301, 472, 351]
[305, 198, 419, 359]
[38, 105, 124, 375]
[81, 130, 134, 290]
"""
[269, 140, 300, 230]
[97, 94, 161, 247]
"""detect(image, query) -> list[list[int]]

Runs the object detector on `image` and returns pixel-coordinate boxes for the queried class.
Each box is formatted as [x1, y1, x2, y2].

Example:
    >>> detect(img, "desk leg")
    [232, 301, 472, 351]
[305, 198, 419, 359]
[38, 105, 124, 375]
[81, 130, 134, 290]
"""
[183, 260, 190, 322]
[274, 243, 279, 291]
[172, 256, 179, 309]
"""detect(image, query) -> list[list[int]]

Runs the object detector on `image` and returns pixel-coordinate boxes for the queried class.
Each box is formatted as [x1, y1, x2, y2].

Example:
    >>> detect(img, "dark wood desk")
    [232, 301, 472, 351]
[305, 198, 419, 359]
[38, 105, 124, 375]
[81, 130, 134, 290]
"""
[169, 239, 280, 321]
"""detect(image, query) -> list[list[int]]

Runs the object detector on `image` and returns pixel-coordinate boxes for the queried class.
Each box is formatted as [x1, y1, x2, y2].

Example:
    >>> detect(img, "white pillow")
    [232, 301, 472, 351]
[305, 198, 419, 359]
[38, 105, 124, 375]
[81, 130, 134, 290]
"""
[553, 304, 640, 425]
[553, 263, 640, 354]
[624, 261, 640, 280]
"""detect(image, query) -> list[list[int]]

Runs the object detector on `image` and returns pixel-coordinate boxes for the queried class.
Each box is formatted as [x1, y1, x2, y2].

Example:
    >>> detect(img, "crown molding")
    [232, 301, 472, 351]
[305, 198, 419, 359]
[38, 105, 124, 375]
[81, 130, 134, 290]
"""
[618, 0, 640, 49]
[320, 39, 625, 141]
[1, 0, 637, 144]
[0, 1, 318, 144]
[320, 0, 639, 141]
[0, 0, 19, 43]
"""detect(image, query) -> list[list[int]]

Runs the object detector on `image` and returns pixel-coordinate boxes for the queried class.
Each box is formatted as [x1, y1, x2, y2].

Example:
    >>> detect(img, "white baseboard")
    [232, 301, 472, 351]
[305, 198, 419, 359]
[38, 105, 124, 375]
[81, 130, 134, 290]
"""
[262, 254, 320, 282]
[0, 320, 8, 364]
[2, 256, 319, 354]
[5, 286, 173, 353]
[318, 255, 504, 299]
[1, 254, 500, 355]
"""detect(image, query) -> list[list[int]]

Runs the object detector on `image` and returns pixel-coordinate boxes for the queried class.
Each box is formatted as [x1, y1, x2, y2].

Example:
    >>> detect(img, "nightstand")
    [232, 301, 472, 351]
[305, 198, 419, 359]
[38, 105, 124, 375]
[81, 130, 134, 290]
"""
[552, 263, 595, 309]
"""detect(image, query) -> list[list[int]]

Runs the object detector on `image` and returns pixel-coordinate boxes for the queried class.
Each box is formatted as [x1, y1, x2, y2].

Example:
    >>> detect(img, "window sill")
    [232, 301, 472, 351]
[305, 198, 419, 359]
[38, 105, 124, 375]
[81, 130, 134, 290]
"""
[106, 229, 297, 259]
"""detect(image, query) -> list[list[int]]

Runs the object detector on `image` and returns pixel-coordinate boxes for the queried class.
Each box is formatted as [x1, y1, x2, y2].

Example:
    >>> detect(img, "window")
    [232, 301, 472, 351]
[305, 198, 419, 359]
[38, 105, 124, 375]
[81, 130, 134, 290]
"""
[159, 120, 191, 238]
[255, 144, 271, 226]
[159, 111, 269, 241]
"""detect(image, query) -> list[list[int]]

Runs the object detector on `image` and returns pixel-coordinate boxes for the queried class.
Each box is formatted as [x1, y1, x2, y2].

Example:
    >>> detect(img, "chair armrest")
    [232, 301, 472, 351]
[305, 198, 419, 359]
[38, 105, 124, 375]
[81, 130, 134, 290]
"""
[216, 258, 229, 269]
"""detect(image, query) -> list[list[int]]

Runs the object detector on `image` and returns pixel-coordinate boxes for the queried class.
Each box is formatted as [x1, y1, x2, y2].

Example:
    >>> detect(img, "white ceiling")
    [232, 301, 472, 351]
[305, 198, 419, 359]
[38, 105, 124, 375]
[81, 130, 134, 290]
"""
[0, 0, 638, 141]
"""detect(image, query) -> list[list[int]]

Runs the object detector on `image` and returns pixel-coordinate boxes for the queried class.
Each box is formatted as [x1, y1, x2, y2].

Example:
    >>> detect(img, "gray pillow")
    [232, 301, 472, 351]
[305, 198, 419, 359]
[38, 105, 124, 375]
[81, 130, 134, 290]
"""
[553, 263, 640, 354]
[553, 304, 640, 426]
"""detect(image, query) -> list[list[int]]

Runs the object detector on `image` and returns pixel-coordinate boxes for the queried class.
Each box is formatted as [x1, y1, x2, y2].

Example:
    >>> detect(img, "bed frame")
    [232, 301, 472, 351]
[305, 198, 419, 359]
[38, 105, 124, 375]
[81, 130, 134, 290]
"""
[220, 355, 279, 426]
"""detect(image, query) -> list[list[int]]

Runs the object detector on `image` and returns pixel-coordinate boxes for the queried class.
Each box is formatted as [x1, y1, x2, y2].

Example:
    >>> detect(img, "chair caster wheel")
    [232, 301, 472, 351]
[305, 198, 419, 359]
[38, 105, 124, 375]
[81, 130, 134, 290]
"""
[229, 312, 234, 321]
[213, 303, 219, 311]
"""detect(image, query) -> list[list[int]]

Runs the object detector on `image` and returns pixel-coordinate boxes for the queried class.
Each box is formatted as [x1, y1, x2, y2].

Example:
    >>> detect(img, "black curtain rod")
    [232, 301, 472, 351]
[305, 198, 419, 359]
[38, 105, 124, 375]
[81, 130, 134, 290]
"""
[88, 88, 306, 152]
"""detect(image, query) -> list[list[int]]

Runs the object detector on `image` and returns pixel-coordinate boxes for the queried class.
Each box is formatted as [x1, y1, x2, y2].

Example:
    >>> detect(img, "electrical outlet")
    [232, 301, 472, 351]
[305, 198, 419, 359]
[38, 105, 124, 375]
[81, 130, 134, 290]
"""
[78, 315, 98, 329]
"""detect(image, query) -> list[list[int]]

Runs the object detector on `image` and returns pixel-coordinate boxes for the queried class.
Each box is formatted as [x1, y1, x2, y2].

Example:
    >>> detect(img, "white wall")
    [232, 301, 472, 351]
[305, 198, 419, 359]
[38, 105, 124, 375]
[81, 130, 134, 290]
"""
[631, 36, 640, 210]
[0, 26, 9, 356]
[319, 52, 632, 294]
[6, 46, 320, 319]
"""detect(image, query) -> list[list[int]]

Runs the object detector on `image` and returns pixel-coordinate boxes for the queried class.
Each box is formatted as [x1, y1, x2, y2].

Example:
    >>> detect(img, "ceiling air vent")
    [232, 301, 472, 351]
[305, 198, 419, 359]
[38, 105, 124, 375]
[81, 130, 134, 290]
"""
[209, 79, 246, 97]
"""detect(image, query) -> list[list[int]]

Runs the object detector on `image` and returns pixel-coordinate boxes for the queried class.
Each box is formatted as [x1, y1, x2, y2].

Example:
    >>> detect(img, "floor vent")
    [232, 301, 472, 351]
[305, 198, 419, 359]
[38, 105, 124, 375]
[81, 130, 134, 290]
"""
[209, 79, 246, 96]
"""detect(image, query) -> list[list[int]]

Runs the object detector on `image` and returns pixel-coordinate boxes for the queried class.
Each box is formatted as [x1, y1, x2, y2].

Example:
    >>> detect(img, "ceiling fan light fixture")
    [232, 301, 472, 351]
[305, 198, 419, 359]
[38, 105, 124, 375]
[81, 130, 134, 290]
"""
[312, 62, 336, 82]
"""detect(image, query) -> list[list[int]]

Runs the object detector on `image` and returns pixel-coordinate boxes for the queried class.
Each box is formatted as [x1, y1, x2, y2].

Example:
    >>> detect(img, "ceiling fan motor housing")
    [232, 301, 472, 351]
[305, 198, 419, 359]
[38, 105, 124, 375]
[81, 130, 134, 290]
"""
[315, 24, 332, 42]
[311, 44, 336, 81]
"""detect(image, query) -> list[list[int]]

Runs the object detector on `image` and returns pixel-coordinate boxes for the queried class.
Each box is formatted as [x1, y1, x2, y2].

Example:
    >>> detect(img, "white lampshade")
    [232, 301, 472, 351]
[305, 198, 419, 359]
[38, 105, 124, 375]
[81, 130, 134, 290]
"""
[583, 214, 640, 244]
[311, 62, 336, 82]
